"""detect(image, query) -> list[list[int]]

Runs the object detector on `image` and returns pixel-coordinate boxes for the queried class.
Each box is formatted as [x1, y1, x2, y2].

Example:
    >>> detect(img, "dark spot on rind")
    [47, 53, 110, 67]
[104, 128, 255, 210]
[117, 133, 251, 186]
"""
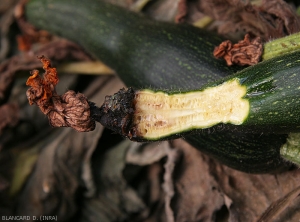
[97, 87, 137, 139]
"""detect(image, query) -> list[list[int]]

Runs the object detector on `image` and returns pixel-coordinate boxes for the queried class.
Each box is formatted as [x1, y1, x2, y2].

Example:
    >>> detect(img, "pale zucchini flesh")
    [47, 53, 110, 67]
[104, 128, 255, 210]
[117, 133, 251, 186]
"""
[134, 79, 249, 140]
[132, 50, 300, 139]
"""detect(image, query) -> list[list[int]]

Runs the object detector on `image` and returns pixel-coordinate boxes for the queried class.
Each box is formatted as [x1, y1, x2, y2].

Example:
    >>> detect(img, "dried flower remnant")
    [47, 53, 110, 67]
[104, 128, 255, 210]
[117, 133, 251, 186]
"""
[213, 34, 263, 66]
[26, 56, 95, 132]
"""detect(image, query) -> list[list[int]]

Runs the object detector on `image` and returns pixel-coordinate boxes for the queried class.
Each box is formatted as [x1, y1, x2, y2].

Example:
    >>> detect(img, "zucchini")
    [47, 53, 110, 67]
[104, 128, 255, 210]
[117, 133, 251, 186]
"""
[97, 49, 300, 139]
[26, 0, 291, 173]
[97, 50, 300, 141]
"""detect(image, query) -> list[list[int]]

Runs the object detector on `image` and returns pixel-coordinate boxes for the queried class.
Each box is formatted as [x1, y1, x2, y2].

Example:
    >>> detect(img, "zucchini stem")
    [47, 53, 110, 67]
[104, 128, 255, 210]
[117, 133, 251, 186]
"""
[263, 32, 300, 60]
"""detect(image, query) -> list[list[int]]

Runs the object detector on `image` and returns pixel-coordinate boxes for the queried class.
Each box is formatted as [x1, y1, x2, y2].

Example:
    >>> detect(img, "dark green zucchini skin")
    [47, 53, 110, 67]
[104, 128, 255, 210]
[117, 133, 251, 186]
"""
[25, 0, 290, 173]
[184, 50, 300, 134]
[25, 0, 240, 90]
[186, 132, 288, 173]
[237, 52, 300, 133]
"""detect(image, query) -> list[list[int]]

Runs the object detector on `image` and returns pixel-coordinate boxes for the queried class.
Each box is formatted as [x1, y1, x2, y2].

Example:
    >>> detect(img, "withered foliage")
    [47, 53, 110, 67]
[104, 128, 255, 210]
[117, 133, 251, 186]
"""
[162, 145, 181, 222]
[198, 0, 300, 41]
[0, 0, 19, 61]
[0, 103, 19, 135]
[26, 56, 95, 132]
[168, 140, 300, 222]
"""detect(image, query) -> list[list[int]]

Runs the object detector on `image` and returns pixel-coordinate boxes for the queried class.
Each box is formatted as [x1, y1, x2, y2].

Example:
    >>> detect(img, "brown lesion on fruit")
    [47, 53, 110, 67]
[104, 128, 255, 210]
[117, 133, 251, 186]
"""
[26, 56, 95, 132]
[97, 87, 137, 138]
[213, 34, 263, 66]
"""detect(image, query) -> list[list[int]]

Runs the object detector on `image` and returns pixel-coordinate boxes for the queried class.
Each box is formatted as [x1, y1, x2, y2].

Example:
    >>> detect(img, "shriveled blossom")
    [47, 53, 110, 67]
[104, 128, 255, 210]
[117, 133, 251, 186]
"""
[26, 56, 95, 132]
[213, 34, 263, 66]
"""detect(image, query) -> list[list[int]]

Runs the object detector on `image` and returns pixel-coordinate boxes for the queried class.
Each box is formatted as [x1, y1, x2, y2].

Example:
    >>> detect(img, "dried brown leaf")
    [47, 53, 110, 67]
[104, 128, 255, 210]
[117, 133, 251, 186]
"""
[81, 140, 146, 222]
[0, 0, 19, 61]
[15, 127, 103, 221]
[162, 145, 181, 222]
[0, 103, 19, 135]
[14, 76, 123, 221]
[171, 139, 225, 222]
[259, 0, 300, 35]
[0, 0, 17, 13]
[198, 0, 300, 41]
[154, 139, 300, 222]
[209, 158, 300, 221]
[257, 185, 300, 222]
[126, 141, 170, 165]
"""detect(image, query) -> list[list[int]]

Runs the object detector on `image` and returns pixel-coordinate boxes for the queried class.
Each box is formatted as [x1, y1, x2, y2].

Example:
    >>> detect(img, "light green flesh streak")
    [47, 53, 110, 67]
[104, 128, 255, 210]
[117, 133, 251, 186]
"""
[134, 79, 249, 139]
[280, 133, 300, 165]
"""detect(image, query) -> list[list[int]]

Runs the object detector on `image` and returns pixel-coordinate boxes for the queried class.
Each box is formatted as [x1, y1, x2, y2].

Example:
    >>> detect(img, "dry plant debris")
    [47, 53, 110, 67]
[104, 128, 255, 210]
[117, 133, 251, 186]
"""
[214, 34, 263, 66]
[26, 56, 95, 132]
[162, 145, 181, 222]
[258, 185, 300, 222]
[175, 0, 187, 23]
[170, 139, 300, 222]
[0, 39, 92, 104]
[0, 103, 19, 135]
[179, 0, 300, 66]
[197, 0, 300, 41]
[0, 0, 19, 61]
[15, 0, 52, 51]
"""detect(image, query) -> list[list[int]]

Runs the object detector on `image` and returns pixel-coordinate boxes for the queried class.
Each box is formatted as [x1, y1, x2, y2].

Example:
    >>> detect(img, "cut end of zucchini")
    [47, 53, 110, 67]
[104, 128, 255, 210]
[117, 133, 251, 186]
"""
[133, 79, 249, 140]
[98, 80, 249, 141]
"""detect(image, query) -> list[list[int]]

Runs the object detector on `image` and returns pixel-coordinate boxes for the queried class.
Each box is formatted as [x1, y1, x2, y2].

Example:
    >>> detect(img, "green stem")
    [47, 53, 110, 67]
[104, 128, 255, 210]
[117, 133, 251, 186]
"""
[263, 32, 300, 60]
